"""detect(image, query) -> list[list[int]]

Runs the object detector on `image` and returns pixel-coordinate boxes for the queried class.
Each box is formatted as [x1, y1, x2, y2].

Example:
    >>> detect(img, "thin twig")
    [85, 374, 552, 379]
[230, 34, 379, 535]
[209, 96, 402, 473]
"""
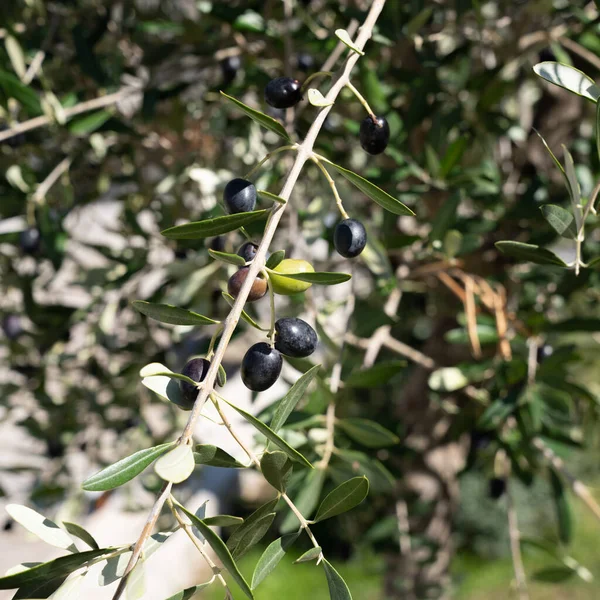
[310, 155, 350, 219]
[0, 88, 133, 143]
[110, 5, 386, 597]
[318, 292, 355, 470]
[32, 157, 71, 203]
[345, 81, 375, 118]
[506, 480, 529, 600]
[362, 287, 402, 368]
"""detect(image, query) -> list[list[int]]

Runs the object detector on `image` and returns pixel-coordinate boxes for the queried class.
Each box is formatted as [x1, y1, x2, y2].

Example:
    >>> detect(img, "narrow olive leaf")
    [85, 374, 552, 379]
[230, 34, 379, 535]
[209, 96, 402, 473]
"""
[202, 515, 244, 527]
[428, 367, 468, 392]
[323, 159, 414, 216]
[334, 29, 365, 56]
[208, 249, 246, 266]
[232, 513, 276, 559]
[141, 366, 190, 410]
[251, 532, 300, 590]
[314, 477, 369, 522]
[227, 499, 279, 552]
[549, 468, 573, 545]
[273, 271, 351, 285]
[345, 361, 405, 388]
[266, 249, 286, 270]
[562, 145, 583, 225]
[162, 210, 269, 240]
[222, 291, 267, 331]
[533, 62, 600, 102]
[68, 110, 111, 135]
[154, 445, 195, 484]
[221, 91, 291, 141]
[281, 469, 325, 533]
[495, 241, 567, 266]
[82, 443, 175, 491]
[217, 364, 227, 387]
[532, 566, 576, 583]
[165, 582, 213, 600]
[270, 365, 320, 433]
[176, 504, 254, 600]
[140, 363, 197, 387]
[133, 300, 220, 326]
[596, 98, 600, 163]
[261, 451, 293, 492]
[0, 71, 43, 115]
[221, 399, 314, 468]
[294, 546, 322, 564]
[6, 505, 76, 552]
[0, 549, 109, 590]
[336, 418, 400, 448]
[126, 559, 146, 600]
[322, 559, 353, 600]
[540, 205, 577, 239]
[194, 444, 246, 468]
[308, 88, 334, 107]
[47, 573, 85, 600]
[62, 522, 99, 550]
[99, 552, 131, 586]
[258, 190, 287, 205]
[588, 256, 600, 269]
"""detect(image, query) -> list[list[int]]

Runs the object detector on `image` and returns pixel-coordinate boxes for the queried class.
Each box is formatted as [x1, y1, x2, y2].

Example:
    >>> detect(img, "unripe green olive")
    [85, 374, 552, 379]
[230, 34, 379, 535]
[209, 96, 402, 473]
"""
[269, 258, 314, 295]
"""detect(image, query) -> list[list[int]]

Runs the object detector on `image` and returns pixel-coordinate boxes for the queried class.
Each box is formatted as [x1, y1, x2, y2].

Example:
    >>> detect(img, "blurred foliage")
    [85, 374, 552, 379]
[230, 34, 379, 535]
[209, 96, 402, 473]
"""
[2, 0, 600, 598]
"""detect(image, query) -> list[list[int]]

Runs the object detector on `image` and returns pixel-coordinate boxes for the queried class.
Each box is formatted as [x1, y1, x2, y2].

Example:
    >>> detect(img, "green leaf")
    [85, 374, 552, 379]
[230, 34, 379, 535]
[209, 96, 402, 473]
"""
[540, 205, 577, 239]
[495, 241, 567, 266]
[221, 399, 314, 468]
[270, 365, 320, 432]
[258, 190, 287, 205]
[162, 210, 269, 240]
[251, 533, 300, 590]
[334, 29, 364, 56]
[222, 292, 267, 331]
[154, 445, 195, 484]
[429, 193, 460, 242]
[314, 477, 369, 522]
[0, 70, 42, 115]
[82, 443, 175, 491]
[232, 513, 276, 559]
[532, 566, 575, 583]
[294, 546, 322, 564]
[439, 137, 468, 178]
[0, 549, 109, 590]
[140, 364, 191, 409]
[202, 515, 244, 527]
[549, 468, 573, 545]
[596, 98, 600, 163]
[164, 583, 213, 600]
[307, 88, 334, 107]
[194, 444, 246, 468]
[266, 250, 286, 270]
[345, 361, 405, 388]
[272, 271, 351, 285]
[139, 363, 197, 387]
[164, 582, 213, 600]
[322, 559, 353, 600]
[133, 301, 219, 326]
[562, 145, 583, 225]
[261, 451, 293, 492]
[62, 522, 99, 550]
[221, 91, 291, 141]
[533, 62, 600, 102]
[227, 499, 279, 552]
[6, 505, 76, 552]
[208, 249, 246, 266]
[176, 504, 254, 600]
[281, 470, 325, 533]
[68, 110, 111, 135]
[217, 364, 227, 387]
[336, 418, 399, 448]
[323, 159, 414, 216]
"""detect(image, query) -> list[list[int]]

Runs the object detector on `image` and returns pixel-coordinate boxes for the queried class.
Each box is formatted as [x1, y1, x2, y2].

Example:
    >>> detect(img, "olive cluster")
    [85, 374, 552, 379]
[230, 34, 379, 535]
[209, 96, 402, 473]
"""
[175, 72, 388, 401]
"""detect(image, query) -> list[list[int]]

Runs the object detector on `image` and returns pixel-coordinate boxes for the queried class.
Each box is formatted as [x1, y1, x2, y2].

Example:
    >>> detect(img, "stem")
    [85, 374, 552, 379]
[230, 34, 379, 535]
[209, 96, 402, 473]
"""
[0, 88, 133, 143]
[506, 481, 529, 600]
[110, 5, 387, 597]
[345, 81, 375, 119]
[310, 155, 350, 219]
[206, 324, 224, 360]
[264, 269, 277, 346]
[244, 145, 297, 180]
[301, 71, 334, 92]
[167, 497, 228, 589]
[32, 157, 72, 204]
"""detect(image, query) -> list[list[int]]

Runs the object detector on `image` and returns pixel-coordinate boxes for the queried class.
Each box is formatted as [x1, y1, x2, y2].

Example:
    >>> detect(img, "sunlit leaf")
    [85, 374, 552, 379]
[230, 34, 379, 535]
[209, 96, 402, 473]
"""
[272, 271, 351, 285]
[208, 249, 246, 266]
[294, 546, 322, 564]
[251, 532, 300, 590]
[322, 559, 352, 600]
[6, 505, 76, 552]
[260, 451, 293, 492]
[62, 522, 99, 550]
[314, 477, 369, 522]
[162, 210, 269, 240]
[194, 444, 246, 468]
[533, 62, 600, 102]
[154, 445, 195, 484]
[334, 29, 365, 56]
